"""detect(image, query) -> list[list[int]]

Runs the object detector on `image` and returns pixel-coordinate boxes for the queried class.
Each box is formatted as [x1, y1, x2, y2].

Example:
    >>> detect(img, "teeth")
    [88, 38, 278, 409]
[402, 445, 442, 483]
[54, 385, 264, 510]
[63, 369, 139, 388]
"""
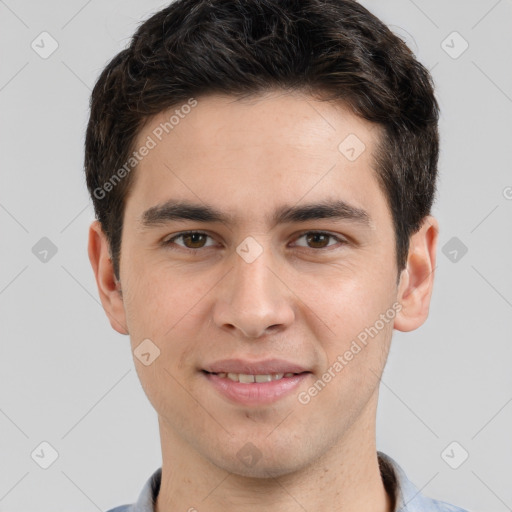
[255, 374, 272, 383]
[217, 372, 293, 383]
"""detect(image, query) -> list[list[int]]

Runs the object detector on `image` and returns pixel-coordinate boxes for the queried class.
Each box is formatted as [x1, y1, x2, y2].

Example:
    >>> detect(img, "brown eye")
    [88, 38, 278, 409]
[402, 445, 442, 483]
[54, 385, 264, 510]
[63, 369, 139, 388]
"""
[306, 233, 330, 249]
[181, 232, 208, 248]
[163, 231, 216, 251]
[293, 231, 346, 250]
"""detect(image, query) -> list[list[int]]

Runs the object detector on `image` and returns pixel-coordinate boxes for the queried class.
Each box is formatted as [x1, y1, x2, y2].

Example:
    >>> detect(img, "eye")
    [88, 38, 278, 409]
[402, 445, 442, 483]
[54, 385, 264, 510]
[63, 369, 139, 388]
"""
[291, 231, 347, 250]
[162, 231, 217, 251]
[161, 230, 348, 253]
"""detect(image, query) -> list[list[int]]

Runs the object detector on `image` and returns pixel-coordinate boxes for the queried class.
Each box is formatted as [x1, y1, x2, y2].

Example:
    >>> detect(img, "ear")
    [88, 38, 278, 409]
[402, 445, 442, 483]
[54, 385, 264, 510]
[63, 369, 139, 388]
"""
[394, 216, 439, 332]
[87, 220, 129, 335]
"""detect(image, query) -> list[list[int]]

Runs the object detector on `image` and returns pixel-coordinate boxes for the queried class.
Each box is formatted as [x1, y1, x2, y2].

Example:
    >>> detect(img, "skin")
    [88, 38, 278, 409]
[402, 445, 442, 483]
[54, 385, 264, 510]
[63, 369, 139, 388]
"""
[88, 90, 438, 512]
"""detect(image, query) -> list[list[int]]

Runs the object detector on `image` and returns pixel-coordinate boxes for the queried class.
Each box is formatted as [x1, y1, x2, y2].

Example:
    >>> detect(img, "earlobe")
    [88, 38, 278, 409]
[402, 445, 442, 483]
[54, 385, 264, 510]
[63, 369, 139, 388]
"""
[87, 220, 129, 335]
[394, 216, 439, 333]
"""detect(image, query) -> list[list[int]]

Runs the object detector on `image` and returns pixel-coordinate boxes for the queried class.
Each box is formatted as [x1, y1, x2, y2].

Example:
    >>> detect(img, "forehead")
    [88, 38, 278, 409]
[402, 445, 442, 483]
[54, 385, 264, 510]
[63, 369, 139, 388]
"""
[126, 90, 387, 228]
[137, 90, 379, 156]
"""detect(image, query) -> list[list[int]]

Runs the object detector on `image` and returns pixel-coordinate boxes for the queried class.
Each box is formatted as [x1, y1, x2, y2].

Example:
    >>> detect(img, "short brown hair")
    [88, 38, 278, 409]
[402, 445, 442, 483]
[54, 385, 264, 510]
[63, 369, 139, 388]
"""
[84, 0, 439, 281]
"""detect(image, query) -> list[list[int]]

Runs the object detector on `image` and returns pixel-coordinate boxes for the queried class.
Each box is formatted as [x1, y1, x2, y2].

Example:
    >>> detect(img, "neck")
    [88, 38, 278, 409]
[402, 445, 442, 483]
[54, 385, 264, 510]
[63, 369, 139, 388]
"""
[155, 399, 393, 512]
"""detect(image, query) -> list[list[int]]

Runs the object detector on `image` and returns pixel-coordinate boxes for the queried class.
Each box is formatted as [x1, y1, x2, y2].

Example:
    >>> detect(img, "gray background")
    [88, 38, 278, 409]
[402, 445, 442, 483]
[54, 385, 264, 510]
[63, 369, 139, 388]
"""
[0, 0, 511, 511]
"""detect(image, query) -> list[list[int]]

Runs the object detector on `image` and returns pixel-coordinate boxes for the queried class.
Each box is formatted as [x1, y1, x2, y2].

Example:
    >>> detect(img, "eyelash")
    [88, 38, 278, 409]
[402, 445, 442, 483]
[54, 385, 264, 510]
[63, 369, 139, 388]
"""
[161, 230, 348, 254]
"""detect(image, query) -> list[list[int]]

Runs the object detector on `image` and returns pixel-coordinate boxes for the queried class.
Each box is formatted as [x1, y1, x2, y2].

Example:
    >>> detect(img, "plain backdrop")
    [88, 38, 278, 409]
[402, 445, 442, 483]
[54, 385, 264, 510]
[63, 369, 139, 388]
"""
[0, 1, 511, 511]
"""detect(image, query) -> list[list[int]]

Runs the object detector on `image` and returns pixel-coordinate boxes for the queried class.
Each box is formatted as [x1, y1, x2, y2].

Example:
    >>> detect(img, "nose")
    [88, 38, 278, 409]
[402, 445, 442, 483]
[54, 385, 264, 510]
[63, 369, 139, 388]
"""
[212, 241, 295, 339]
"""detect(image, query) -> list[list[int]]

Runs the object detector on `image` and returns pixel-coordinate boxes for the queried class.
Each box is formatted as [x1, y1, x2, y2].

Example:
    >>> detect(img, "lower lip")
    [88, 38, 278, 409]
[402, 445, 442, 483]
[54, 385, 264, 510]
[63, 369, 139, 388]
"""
[202, 371, 310, 406]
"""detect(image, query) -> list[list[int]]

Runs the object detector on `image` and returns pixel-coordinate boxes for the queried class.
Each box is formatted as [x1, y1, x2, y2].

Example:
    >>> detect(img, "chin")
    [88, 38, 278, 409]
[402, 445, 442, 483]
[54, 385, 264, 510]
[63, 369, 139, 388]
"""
[209, 442, 307, 480]
[222, 458, 301, 480]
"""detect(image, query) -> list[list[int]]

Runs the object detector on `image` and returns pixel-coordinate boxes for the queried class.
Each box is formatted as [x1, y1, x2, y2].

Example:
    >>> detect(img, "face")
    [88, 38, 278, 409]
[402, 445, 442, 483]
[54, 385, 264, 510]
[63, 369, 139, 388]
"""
[89, 90, 437, 478]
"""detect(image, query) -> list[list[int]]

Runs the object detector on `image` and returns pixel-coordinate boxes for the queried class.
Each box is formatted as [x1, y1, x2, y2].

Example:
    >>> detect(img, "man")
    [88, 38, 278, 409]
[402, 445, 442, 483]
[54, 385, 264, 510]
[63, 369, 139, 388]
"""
[85, 1, 469, 511]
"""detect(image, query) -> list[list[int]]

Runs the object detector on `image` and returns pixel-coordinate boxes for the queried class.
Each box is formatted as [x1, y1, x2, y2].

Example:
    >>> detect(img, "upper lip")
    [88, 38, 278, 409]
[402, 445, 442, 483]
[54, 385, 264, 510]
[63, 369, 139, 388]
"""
[203, 358, 310, 375]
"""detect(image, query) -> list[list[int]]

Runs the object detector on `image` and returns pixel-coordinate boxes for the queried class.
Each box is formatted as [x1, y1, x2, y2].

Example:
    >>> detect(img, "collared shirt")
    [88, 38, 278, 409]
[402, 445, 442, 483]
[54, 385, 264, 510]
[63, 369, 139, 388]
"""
[106, 451, 469, 512]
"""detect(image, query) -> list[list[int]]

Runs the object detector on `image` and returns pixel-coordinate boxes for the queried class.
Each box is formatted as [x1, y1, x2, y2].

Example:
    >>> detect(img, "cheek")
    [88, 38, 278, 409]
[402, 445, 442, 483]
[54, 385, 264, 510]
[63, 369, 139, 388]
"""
[125, 280, 203, 414]
[305, 318, 393, 421]
[304, 266, 396, 385]
[122, 271, 214, 405]
[305, 263, 393, 331]
[122, 260, 201, 337]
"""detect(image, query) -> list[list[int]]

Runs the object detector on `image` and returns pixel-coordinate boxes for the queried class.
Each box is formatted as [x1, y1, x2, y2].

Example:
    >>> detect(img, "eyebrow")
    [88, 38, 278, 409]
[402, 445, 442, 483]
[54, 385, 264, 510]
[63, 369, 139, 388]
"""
[139, 199, 371, 230]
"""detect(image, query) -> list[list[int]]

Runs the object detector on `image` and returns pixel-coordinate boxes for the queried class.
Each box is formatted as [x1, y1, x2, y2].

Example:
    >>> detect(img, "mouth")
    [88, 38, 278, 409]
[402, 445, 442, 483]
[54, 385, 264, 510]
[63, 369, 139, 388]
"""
[202, 370, 309, 383]
[201, 368, 312, 405]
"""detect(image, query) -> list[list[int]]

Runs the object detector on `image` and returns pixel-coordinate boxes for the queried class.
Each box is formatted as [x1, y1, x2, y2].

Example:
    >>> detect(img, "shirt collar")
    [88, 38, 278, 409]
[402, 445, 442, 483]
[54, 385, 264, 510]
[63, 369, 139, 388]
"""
[378, 451, 434, 511]
[125, 451, 458, 512]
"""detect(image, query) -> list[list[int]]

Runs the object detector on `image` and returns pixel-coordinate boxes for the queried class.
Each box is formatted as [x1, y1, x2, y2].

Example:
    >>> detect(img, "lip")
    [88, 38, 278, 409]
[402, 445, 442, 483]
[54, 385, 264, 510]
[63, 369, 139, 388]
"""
[202, 371, 311, 406]
[202, 358, 309, 375]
